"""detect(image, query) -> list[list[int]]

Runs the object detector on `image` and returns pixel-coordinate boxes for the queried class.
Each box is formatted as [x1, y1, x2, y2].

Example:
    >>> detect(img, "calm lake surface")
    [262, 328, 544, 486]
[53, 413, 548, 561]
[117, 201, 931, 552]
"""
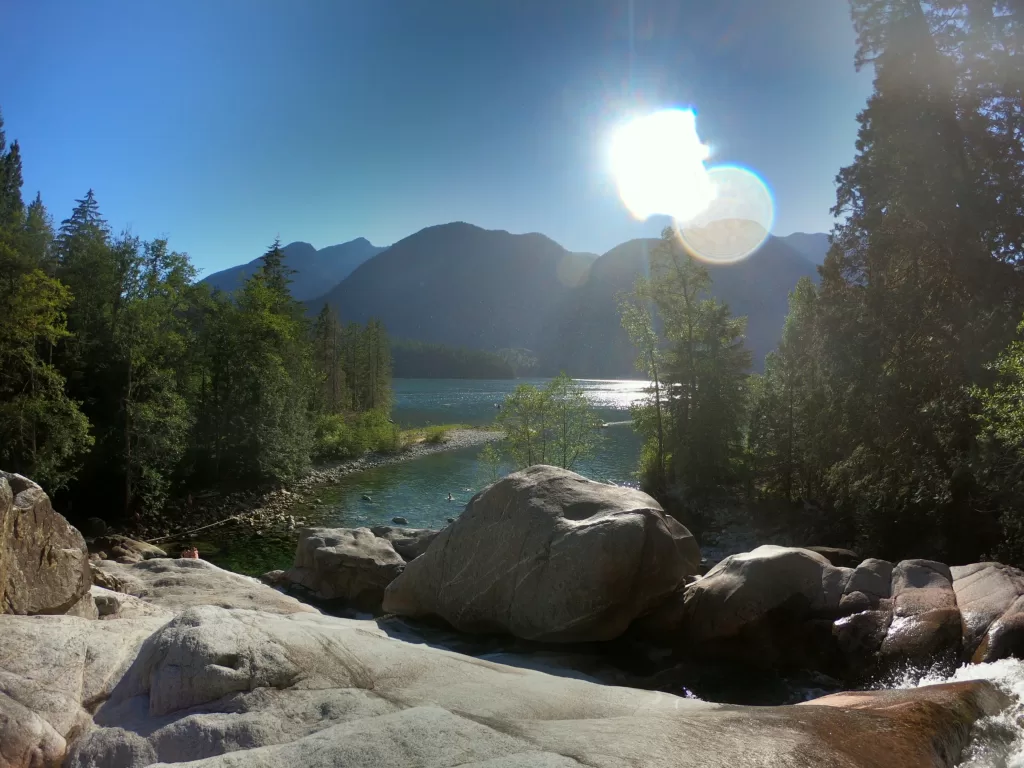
[196, 378, 647, 575]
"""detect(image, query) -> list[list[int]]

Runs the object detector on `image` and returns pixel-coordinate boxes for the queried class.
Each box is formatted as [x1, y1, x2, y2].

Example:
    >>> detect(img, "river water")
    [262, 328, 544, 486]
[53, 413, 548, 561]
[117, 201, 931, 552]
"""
[196, 378, 647, 575]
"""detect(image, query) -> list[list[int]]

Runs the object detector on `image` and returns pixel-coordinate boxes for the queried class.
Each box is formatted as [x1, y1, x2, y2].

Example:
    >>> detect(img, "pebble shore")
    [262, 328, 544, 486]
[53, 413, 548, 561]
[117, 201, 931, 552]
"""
[124, 429, 502, 543]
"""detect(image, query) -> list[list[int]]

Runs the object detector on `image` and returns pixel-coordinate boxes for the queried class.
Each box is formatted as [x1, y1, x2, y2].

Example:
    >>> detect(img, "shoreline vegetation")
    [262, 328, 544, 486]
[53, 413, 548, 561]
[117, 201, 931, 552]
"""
[125, 425, 502, 546]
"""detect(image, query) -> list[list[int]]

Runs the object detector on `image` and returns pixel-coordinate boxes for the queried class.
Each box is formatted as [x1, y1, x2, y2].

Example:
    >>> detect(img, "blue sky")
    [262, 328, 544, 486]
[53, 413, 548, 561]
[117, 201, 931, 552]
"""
[1, 1, 871, 275]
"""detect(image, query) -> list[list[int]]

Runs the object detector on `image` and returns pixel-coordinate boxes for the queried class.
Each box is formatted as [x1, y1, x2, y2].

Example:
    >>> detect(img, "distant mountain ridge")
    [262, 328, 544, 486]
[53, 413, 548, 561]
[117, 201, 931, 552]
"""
[206, 222, 826, 377]
[779, 231, 830, 266]
[203, 238, 386, 300]
[307, 222, 598, 351]
[537, 234, 820, 376]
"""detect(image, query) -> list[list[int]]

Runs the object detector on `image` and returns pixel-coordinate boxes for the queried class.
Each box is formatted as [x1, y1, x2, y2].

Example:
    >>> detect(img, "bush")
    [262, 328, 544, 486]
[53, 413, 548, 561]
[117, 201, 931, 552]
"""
[424, 425, 450, 444]
[312, 409, 401, 461]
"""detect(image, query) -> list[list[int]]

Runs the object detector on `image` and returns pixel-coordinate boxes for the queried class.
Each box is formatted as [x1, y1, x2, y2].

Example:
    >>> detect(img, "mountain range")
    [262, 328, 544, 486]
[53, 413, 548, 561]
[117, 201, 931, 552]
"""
[204, 223, 827, 376]
[202, 237, 386, 300]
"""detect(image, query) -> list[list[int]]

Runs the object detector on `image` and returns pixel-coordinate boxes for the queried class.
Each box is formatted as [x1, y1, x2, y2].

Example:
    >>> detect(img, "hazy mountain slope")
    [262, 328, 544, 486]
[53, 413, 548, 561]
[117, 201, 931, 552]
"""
[779, 231, 830, 266]
[203, 238, 385, 300]
[538, 235, 820, 376]
[308, 222, 596, 351]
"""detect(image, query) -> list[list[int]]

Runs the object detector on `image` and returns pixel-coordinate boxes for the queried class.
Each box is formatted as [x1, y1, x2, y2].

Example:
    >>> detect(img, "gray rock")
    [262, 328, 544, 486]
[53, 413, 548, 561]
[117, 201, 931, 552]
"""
[285, 527, 404, 610]
[55, 606, 1010, 768]
[391, 516, 408, 525]
[90, 535, 167, 561]
[383, 465, 699, 642]
[951, 562, 1024, 662]
[91, 558, 318, 616]
[804, 546, 861, 568]
[681, 545, 844, 645]
[0, 471, 91, 616]
[0, 564, 1011, 768]
[880, 560, 961, 662]
[370, 525, 439, 561]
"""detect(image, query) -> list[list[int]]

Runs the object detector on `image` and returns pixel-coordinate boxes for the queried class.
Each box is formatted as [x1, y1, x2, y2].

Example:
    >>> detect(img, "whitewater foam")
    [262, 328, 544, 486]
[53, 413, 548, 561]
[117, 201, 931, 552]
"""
[889, 658, 1024, 767]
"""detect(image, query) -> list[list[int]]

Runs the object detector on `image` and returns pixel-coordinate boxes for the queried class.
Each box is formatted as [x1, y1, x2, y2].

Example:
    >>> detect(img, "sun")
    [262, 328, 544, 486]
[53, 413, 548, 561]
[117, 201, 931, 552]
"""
[609, 108, 715, 223]
[610, 108, 776, 263]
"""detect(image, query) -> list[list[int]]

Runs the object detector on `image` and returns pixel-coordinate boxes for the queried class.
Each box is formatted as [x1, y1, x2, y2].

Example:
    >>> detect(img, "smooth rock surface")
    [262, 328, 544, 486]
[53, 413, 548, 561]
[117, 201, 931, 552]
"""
[951, 562, 1024, 663]
[92, 558, 318, 616]
[881, 560, 961, 661]
[28, 605, 1005, 768]
[285, 527, 405, 610]
[678, 545, 850, 667]
[383, 464, 699, 642]
[0, 471, 91, 616]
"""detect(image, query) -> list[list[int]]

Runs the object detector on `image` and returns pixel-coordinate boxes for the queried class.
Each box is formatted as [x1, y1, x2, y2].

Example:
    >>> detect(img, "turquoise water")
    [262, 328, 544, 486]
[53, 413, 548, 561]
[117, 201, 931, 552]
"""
[194, 378, 647, 574]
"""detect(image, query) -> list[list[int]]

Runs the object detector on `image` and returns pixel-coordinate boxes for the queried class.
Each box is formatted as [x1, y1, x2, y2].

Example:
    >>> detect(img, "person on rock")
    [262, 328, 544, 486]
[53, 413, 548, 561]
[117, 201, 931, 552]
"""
[180, 546, 199, 559]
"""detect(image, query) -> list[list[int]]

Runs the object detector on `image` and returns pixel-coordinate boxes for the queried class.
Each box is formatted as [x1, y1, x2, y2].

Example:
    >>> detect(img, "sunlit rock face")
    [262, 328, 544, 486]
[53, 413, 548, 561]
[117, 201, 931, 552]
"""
[383, 464, 701, 642]
[0, 471, 91, 616]
[1, 600, 1009, 768]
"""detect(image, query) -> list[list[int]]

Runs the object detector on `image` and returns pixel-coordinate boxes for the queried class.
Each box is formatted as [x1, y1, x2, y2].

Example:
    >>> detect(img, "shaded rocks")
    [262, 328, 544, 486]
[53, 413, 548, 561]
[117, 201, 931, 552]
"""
[0, 471, 91, 616]
[284, 527, 406, 611]
[952, 561, 1024, 663]
[805, 545, 862, 569]
[391, 515, 408, 525]
[667, 545, 853, 669]
[88, 534, 167, 564]
[880, 559, 960, 663]
[383, 465, 700, 642]
[370, 525, 439, 561]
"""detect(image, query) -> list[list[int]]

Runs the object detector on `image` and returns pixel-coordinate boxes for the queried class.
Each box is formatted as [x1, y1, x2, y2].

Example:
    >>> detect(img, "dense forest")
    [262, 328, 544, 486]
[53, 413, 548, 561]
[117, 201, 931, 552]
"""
[0, 123, 391, 524]
[391, 339, 515, 379]
[625, 0, 1024, 566]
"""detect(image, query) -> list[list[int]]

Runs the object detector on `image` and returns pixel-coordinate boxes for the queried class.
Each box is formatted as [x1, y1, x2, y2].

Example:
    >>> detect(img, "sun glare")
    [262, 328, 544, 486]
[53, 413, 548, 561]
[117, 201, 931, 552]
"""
[610, 109, 714, 223]
[610, 109, 775, 263]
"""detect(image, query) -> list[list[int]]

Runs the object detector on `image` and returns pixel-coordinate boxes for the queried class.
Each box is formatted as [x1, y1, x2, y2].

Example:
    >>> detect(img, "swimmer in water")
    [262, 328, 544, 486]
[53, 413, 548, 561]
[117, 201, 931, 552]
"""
[447, 492, 453, 502]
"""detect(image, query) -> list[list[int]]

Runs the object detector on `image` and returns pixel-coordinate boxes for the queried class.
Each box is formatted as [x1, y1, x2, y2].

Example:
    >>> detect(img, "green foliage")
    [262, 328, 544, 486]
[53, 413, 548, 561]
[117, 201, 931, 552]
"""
[0, 111, 396, 518]
[312, 409, 400, 461]
[477, 441, 503, 484]
[618, 228, 751, 503]
[496, 374, 600, 470]
[424, 425, 450, 444]
[745, 2, 1024, 562]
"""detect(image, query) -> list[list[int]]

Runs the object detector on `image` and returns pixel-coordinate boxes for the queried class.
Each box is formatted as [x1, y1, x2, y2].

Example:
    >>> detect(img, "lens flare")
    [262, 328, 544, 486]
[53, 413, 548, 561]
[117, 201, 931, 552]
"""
[610, 108, 714, 222]
[675, 165, 774, 263]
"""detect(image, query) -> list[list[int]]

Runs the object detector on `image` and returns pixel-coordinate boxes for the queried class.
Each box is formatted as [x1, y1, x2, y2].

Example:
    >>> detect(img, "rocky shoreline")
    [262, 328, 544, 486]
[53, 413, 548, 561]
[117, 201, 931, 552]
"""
[5, 466, 1024, 766]
[121, 427, 502, 545]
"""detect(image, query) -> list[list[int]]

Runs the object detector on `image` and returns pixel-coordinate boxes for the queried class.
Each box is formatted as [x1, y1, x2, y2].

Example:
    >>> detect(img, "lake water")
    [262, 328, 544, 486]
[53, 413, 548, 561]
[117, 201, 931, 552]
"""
[195, 378, 648, 575]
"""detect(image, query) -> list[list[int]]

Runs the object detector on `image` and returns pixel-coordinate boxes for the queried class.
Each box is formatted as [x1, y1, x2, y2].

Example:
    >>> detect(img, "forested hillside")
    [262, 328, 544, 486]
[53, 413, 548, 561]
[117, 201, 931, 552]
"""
[540, 235, 817, 377]
[626, 1, 1024, 567]
[0, 117, 391, 524]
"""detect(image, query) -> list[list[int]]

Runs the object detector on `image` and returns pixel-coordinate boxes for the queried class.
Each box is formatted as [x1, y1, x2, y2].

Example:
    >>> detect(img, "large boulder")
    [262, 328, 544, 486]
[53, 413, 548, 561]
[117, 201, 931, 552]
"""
[676, 545, 853, 669]
[284, 527, 406, 610]
[382, 465, 700, 642]
[0, 471, 91, 616]
[880, 559, 961, 662]
[951, 562, 1024, 663]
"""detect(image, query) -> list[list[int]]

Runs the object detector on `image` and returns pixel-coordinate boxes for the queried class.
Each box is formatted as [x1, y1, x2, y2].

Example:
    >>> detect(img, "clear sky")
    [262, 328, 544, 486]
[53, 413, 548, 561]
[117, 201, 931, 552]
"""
[1, 0, 872, 275]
